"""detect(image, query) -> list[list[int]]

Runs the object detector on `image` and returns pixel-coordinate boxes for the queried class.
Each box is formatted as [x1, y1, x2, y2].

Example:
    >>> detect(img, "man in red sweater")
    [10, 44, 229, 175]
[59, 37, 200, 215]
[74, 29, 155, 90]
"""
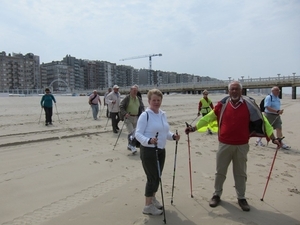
[185, 81, 281, 212]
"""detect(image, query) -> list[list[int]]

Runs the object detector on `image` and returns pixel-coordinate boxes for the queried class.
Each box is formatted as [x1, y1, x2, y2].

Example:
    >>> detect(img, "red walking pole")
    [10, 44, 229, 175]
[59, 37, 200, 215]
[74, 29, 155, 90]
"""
[260, 137, 284, 201]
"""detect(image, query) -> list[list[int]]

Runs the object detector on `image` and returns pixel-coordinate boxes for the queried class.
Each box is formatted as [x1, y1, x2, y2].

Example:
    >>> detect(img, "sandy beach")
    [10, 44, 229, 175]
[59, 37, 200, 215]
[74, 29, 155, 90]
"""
[0, 93, 299, 225]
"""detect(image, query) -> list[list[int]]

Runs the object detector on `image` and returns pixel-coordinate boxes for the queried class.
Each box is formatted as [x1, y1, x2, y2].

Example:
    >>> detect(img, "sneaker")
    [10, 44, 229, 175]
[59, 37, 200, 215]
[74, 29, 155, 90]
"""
[142, 204, 163, 216]
[49, 122, 53, 125]
[152, 197, 163, 209]
[45, 123, 48, 126]
[282, 144, 291, 150]
[255, 141, 265, 147]
[238, 199, 250, 211]
[127, 145, 132, 151]
[131, 147, 137, 154]
[209, 195, 221, 207]
[113, 130, 118, 133]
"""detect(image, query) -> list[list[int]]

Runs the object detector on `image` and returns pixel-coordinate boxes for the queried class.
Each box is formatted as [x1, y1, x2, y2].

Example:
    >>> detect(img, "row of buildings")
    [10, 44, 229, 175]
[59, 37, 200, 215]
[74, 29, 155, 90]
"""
[0, 51, 216, 94]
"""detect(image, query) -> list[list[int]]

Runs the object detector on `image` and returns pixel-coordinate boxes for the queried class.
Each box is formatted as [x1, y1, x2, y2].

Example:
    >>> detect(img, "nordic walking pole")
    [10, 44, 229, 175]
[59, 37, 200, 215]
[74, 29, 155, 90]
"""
[84, 106, 91, 120]
[185, 122, 194, 198]
[171, 130, 178, 205]
[260, 137, 284, 201]
[190, 115, 199, 125]
[112, 118, 126, 151]
[38, 107, 43, 124]
[155, 132, 166, 224]
[99, 105, 105, 118]
[54, 103, 61, 123]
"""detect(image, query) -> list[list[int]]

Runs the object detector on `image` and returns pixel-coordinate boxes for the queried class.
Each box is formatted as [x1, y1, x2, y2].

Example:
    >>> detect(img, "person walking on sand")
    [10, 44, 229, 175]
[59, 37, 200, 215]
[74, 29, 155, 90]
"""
[197, 89, 214, 134]
[104, 87, 112, 118]
[105, 85, 121, 133]
[263, 86, 291, 150]
[135, 89, 180, 216]
[89, 90, 102, 120]
[120, 85, 145, 154]
[185, 81, 281, 212]
[40, 88, 56, 126]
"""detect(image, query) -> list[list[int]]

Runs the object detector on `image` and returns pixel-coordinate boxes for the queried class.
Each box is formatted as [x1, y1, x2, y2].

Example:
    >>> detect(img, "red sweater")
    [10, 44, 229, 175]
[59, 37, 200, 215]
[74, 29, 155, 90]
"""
[215, 101, 250, 145]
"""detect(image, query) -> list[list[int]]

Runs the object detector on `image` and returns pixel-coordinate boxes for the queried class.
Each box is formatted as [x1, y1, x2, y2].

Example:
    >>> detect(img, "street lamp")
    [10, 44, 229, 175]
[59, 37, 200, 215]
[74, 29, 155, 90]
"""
[277, 73, 281, 79]
[241, 76, 244, 81]
[228, 77, 231, 82]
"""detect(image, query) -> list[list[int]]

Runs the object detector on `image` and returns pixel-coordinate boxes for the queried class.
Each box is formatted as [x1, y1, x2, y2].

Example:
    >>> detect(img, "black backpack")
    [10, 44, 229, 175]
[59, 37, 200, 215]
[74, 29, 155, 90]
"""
[259, 95, 272, 112]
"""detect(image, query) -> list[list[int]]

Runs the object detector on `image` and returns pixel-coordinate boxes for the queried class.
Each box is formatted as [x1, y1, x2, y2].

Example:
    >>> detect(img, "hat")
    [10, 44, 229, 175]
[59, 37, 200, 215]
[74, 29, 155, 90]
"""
[113, 85, 119, 89]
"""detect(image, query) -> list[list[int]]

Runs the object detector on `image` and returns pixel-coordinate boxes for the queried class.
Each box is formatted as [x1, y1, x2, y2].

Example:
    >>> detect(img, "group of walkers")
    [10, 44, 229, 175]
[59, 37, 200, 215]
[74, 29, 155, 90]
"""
[39, 81, 290, 219]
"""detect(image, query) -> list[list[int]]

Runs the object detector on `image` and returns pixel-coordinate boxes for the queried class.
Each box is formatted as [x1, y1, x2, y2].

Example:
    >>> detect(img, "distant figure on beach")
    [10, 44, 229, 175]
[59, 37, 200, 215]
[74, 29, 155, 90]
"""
[263, 86, 290, 149]
[40, 88, 56, 126]
[120, 85, 144, 154]
[104, 87, 112, 118]
[89, 90, 102, 120]
[197, 89, 214, 134]
[105, 85, 121, 133]
[185, 81, 281, 212]
[135, 89, 180, 216]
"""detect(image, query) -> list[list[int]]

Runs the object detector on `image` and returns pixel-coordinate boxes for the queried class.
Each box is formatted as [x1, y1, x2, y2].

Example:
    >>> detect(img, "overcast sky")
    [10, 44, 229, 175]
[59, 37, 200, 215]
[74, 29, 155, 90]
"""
[1, 0, 299, 82]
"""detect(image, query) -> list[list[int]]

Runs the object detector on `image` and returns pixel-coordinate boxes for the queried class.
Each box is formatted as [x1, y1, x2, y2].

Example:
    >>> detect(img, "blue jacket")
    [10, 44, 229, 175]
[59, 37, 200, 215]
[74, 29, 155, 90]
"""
[41, 94, 56, 108]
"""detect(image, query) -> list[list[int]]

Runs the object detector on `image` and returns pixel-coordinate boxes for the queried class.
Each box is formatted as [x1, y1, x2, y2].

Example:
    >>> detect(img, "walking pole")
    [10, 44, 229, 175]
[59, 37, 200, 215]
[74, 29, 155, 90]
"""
[84, 106, 91, 120]
[185, 122, 194, 198]
[260, 137, 284, 201]
[171, 130, 178, 205]
[38, 107, 43, 124]
[190, 115, 199, 125]
[54, 103, 61, 123]
[112, 118, 126, 151]
[99, 105, 105, 118]
[154, 132, 166, 224]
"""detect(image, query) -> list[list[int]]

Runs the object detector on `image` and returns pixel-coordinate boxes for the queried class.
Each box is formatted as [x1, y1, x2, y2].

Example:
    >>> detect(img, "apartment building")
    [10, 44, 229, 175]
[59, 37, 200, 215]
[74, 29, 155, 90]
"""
[40, 61, 75, 92]
[0, 51, 40, 93]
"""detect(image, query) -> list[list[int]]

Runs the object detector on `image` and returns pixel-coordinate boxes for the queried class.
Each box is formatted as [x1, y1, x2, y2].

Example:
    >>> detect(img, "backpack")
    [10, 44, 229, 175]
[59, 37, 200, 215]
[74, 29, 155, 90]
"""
[259, 95, 272, 112]
[128, 112, 149, 148]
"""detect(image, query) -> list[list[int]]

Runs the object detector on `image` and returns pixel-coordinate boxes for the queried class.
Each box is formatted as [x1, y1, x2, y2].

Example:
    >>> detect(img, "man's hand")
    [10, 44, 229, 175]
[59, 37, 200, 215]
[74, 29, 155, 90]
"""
[272, 137, 284, 148]
[185, 126, 195, 135]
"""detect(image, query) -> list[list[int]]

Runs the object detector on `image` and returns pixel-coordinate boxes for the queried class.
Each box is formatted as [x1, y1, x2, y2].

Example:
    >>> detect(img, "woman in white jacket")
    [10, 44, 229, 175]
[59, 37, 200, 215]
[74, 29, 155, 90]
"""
[135, 89, 180, 216]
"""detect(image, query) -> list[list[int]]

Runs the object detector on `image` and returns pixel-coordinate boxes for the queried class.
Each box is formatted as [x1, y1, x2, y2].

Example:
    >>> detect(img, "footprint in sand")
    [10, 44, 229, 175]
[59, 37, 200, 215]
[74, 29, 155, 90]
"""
[281, 171, 293, 177]
[105, 158, 113, 162]
[288, 188, 300, 194]
[255, 163, 265, 167]
[284, 163, 296, 168]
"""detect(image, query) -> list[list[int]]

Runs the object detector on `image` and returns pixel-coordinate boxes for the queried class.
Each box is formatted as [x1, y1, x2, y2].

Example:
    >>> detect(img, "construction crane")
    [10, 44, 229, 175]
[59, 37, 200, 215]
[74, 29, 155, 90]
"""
[119, 53, 162, 85]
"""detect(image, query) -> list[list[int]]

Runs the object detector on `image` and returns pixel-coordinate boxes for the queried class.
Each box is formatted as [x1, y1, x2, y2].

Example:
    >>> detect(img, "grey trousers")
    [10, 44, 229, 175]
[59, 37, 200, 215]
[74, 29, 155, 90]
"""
[214, 142, 249, 199]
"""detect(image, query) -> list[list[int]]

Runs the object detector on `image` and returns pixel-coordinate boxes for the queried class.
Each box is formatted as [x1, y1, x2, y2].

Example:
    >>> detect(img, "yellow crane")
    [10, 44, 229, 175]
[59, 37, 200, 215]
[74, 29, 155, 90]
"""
[119, 53, 162, 85]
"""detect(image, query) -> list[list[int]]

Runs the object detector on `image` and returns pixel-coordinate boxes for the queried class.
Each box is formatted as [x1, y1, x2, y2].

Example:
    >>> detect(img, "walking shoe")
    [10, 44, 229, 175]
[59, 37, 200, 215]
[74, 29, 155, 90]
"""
[113, 130, 118, 133]
[131, 146, 137, 154]
[152, 197, 163, 209]
[45, 123, 48, 126]
[282, 144, 291, 150]
[49, 122, 53, 125]
[209, 195, 221, 207]
[142, 204, 163, 216]
[255, 141, 265, 147]
[238, 199, 250, 211]
[127, 145, 132, 151]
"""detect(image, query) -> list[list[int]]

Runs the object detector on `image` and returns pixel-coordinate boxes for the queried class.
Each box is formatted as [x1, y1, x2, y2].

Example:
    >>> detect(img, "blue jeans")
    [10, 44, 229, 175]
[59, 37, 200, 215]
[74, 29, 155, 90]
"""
[91, 104, 99, 120]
